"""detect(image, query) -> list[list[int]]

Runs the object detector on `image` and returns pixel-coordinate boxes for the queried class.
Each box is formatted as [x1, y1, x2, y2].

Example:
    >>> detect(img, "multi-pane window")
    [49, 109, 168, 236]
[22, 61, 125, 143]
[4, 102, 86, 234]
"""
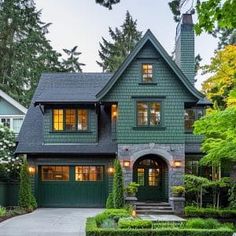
[0, 118, 10, 128]
[53, 109, 64, 131]
[65, 109, 76, 131]
[148, 168, 160, 186]
[184, 108, 204, 131]
[137, 102, 161, 126]
[75, 166, 103, 181]
[142, 64, 153, 82]
[78, 109, 88, 131]
[137, 168, 144, 186]
[41, 166, 69, 181]
[53, 108, 88, 132]
[186, 160, 199, 175]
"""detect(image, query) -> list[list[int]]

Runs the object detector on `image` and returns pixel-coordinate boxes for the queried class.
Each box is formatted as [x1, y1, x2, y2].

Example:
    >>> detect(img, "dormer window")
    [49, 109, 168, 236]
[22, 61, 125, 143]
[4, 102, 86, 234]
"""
[53, 108, 89, 132]
[142, 64, 153, 82]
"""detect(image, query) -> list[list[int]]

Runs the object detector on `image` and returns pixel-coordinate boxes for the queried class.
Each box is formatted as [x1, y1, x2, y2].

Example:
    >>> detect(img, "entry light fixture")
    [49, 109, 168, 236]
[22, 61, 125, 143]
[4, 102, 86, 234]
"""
[28, 166, 36, 175]
[108, 167, 115, 174]
[173, 160, 182, 168]
[123, 160, 131, 168]
[132, 209, 137, 218]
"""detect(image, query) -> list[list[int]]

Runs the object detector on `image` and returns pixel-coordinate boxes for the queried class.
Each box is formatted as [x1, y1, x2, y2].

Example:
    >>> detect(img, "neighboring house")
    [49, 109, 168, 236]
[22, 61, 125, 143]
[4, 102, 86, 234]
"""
[16, 14, 229, 209]
[0, 89, 27, 135]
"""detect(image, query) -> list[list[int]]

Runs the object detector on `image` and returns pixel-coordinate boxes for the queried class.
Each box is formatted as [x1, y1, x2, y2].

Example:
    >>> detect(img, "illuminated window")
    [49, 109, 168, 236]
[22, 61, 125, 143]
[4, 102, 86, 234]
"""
[142, 64, 153, 82]
[41, 166, 69, 181]
[78, 109, 88, 131]
[137, 168, 144, 186]
[148, 168, 160, 186]
[137, 102, 161, 126]
[75, 166, 103, 181]
[53, 109, 63, 131]
[65, 109, 76, 131]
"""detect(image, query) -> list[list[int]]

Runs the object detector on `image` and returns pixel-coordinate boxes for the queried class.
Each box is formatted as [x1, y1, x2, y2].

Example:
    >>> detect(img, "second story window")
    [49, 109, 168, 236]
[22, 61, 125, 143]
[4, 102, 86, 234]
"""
[53, 108, 88, 132]
[142, 64, 153, 82]
[184, 108, 204, 132]
[137, 102, 161, 127]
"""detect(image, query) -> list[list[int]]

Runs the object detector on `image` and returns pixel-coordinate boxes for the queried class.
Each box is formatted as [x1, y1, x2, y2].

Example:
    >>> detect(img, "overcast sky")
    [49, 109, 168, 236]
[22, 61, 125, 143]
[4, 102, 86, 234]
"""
[34, 0, 218, 89]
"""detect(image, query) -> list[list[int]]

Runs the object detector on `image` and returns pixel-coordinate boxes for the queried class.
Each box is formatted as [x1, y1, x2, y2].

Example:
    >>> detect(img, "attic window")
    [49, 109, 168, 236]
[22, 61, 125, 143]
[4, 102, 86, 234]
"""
[142, 64, 153, 82]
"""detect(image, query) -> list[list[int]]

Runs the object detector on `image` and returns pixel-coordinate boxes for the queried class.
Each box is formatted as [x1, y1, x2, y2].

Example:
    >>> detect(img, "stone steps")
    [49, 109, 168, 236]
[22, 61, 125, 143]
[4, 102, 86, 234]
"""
[135, 202, 174, 215]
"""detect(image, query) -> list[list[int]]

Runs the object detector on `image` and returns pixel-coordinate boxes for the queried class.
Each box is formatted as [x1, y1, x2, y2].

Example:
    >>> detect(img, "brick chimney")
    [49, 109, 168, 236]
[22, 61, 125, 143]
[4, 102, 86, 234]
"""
[175, 14, 195, 84]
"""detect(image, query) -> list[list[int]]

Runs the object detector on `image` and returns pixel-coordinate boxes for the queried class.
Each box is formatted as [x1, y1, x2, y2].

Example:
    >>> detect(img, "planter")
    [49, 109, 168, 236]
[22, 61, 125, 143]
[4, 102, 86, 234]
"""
[169, 197, 185, 215]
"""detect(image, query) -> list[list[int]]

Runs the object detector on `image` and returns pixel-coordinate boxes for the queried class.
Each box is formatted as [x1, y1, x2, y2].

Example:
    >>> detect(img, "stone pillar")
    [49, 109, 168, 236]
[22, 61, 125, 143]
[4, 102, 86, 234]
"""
[169, 197, 185, 215]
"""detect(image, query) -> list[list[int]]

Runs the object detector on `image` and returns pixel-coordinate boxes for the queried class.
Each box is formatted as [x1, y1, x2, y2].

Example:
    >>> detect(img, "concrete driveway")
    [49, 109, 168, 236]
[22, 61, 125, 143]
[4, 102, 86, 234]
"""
[0, 208, 103, 236]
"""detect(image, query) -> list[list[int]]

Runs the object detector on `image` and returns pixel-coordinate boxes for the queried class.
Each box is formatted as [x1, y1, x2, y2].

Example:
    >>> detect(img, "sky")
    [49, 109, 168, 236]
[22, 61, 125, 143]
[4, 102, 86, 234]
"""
[34, 0, 218, 89]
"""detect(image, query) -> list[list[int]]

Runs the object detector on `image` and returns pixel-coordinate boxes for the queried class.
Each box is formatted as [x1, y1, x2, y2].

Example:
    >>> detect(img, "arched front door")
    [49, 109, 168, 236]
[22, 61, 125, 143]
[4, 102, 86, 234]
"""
[133, 155, 168, 202]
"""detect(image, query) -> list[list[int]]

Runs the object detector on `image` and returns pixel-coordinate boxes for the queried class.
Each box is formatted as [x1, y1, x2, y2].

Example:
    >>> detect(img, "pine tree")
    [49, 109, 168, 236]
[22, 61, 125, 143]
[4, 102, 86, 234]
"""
[0, 0, 62, 107]
[97, 11, 142, 72]
[95, 0, 120, 9]
[112, 159, 124, 209]
[18, 159, 37, 210]
[62, 46, 85, 72]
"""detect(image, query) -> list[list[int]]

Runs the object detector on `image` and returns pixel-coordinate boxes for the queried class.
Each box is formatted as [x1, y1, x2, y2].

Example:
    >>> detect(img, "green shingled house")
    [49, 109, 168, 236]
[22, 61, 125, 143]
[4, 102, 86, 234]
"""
[16, 14, 215, 210]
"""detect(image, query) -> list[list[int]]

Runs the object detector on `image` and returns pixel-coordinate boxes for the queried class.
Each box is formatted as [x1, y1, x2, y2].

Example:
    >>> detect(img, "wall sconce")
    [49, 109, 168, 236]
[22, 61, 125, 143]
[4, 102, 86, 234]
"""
[123, 160, 130, 168]
[28, 166, 36, 175]
[173, 160, 182, 168]
[108, 167, 115, 174]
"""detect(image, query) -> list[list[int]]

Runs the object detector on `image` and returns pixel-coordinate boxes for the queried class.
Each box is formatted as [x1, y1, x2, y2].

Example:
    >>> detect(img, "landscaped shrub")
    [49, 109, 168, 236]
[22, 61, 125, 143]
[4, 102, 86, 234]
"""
[0, 206, 6, 217]
[112, 160, 124, 208]
[153, 222, 184, 229]
[185, 218, 221, 229]
[18, 160, 37, 210]
[106, 193, 114, 209]
[86, 217, 234, 236]
[100, 218, 117, 229]
[118, 218, 152, 229]
[185, 206, 236, 218]
[95, 209, 130, 226]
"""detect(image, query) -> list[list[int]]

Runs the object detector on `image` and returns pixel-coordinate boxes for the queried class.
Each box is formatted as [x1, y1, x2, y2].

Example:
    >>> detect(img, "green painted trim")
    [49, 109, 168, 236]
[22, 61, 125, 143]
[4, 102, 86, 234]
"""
[97, 29, 205, 101]
[132, 126, 166, 131]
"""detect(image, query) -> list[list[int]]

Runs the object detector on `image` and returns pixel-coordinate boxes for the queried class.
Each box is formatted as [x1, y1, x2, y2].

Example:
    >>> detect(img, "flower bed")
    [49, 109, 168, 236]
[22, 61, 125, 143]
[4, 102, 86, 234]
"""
[0, 206, 30, 223]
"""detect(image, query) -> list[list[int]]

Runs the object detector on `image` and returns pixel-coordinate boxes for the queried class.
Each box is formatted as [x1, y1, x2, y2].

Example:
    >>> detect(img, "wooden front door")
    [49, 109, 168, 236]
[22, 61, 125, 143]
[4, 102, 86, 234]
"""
[133, 157, 167, 202]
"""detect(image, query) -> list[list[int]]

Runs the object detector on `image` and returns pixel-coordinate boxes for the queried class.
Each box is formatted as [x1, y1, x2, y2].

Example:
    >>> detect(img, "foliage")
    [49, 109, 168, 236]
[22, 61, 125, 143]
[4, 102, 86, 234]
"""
[112, 159, 124, 208]
[100, 218, 117, 229]
[184, 218, 221, 229]
[185, 206, 236, 218]
[86, 217, 233, 236]
[94, 209, 129, 226]
[201, 45, 236, 109]
[153, 222, 184, 229]
[171, 185, 185, 196]
[228, 181, 236, 209]
[194, 106, 236, 167]
[0, 125, 21, 179]
[118, 218, 152, 229]
[62, 46, 85, 72]
[0, 0, 63, 107]
[97, 11, 142, 72]
[0, 206, 6, 217]
[18, 160, 37, 210]
[95, 0, 120, 9]
[195, 0, 236, 34]
[184, 174, 210, 207]
[106, 192, 114, 209]
[124, 182, 139, 196]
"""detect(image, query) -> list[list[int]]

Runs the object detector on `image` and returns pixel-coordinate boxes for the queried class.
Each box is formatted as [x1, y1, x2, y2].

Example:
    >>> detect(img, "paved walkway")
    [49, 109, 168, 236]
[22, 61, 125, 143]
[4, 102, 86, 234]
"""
[0, 208, 103, 236]
[138, 214, 186, 222]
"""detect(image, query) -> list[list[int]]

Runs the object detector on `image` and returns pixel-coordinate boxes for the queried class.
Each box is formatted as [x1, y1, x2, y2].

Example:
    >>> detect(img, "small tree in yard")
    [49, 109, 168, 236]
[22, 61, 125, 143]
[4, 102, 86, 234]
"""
[106, 192, 114, 209]
[18, 160, 37, 210]
[113, 159, 124, 208]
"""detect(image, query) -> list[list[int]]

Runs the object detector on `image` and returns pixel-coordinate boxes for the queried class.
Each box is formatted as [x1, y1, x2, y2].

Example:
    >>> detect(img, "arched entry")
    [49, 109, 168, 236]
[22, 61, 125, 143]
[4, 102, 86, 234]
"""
[133, 154, 168, 202]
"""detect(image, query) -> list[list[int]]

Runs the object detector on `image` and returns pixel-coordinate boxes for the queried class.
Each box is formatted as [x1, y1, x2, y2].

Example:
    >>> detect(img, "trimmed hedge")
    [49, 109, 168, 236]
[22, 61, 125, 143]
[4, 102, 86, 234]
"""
[185, 206, 236, 218]
[86, 217, 234, 236]
[118, 218, 152, 229]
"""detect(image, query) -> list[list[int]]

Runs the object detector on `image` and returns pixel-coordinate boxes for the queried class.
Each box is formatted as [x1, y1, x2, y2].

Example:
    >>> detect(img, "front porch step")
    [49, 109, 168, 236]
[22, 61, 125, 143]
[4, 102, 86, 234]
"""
[135, 202, 174, 215]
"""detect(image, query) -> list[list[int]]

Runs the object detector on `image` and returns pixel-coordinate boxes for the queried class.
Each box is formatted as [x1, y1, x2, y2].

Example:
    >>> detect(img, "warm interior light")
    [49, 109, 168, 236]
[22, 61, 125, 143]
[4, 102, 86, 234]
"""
[123, 160, 130, 168]
[28, 166, 35, 175]
[108, 167, 114, 174]
[174, 160, 182, 168]
[132, 210, 137, 217]
[111, 104, 118, 119]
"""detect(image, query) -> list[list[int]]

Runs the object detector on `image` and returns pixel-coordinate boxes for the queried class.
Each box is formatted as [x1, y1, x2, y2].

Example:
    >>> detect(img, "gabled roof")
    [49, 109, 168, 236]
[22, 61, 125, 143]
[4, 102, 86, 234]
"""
[34, 72, 113, 105]
[96, 30, 206, 101]
[0, 89, 27, 114]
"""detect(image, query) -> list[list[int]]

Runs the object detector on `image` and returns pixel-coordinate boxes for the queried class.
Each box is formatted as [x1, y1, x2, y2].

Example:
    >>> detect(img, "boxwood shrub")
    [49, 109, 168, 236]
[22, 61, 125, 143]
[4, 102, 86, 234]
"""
[86, 217, 234, 236]
[118, 218, 152, 229]
[185, 206, 236, 218]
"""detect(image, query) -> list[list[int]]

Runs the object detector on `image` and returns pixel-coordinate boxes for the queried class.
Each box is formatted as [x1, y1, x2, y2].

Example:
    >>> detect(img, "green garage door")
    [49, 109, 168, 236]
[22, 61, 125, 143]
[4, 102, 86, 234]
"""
[38, 165, 107, 207]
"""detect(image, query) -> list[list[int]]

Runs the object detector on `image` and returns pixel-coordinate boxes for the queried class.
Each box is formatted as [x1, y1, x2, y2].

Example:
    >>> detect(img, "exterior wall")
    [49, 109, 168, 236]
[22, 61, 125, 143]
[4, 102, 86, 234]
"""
[43, 108, 98, 144]
[0, 98, 24, 115]
[103, 42, 197, 144]
[118, 143, 185, 200]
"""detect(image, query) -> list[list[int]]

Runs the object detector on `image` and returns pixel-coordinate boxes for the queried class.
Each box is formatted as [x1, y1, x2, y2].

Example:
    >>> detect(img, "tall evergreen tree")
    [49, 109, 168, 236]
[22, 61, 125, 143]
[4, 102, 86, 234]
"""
[95, 0, 120, 9]
[0, 0, 62, 107]
[97, 11, 142, 72]
[62, 46, 85, 72]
